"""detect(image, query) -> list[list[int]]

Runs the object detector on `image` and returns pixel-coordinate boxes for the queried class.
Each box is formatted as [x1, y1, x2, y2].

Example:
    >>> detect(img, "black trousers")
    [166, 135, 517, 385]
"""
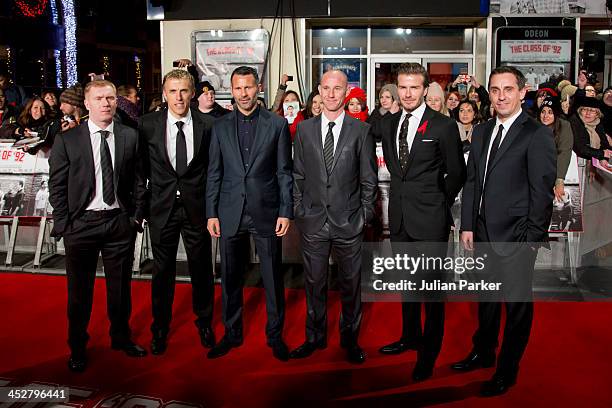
[473, 215, 537, 379]
[150, 198, 214, 336]
[300, 222, 363, 347]
[220, 210, 284, 345]
[390, 222, 447, 364]
[63, 210, 136, 352]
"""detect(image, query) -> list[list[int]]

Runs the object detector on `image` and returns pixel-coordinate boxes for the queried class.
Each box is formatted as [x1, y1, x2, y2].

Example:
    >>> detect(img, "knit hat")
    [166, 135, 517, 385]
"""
[574, 95, 602, 111]
[539, 96, 561, 117]
[536, 87, 558, 98]
[343, 87, 367, 107]
[195, 81, 215, 99]
[59, 84, 85, 110]
[379, 84, 399, 103]
[558, 80, 577, 102]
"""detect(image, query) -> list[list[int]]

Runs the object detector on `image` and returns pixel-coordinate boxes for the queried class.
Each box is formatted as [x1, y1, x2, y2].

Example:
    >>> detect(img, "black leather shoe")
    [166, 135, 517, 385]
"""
[207, 336, 242, 359]
[151, 335, 168, 355]
[270, 341, 289, 361]
[289, 341, 326, 359]
[67, 351, 87, 373]
[379, 339, 420, 355]
[412, 362, 434, 382]
[346, 344, 366, 364]
[480, 374, 516, 397]
[451, 350, 495, 371]
[111, 341, 148, 357]
[198, 326, 216, 348]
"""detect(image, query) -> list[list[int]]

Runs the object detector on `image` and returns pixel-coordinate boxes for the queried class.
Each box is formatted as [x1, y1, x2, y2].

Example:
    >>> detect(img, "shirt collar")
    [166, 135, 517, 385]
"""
[495, 108, 523, 132]
[236, 105, 260, 122]
[87, 119, 114, 136]
[401, 101, 426, 122]
[322, 110, 345, 130]
[167, 108, 192, 127]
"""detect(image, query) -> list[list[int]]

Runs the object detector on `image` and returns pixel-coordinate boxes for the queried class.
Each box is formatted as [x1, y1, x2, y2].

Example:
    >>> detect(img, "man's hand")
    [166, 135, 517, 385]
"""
[554, 182, 565, 200]
[461, 231, 474, 251]
[207, 218, 221, 238]
[281, 74, 290, 86]
[275, 217, 290, 236]
[577, 70, 587, 89]
[174, 58, 192, 68]
[469, 76, 481, 89]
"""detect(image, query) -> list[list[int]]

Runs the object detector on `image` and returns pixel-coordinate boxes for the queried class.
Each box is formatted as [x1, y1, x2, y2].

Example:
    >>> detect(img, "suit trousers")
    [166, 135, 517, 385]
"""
[150, 197, 214, 336]
[472, 215, 537, 379]
[63, 210, 136, 352]
[300, 221, 363, 347]
[390, 221, 447, 364]
[220, 208, 284, 345]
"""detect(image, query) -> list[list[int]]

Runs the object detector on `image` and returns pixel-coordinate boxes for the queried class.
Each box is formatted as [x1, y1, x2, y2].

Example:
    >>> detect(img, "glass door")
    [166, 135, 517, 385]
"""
[369, 57, 420, 111]
[423, 58, 473, 94]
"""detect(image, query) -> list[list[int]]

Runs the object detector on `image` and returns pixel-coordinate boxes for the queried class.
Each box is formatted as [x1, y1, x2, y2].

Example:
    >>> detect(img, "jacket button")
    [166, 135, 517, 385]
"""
[326, 184, 331, 188]
[326, 204, 330, 209]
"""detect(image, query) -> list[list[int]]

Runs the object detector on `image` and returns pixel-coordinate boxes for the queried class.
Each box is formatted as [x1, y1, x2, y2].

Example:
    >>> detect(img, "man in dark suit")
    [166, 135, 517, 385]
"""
[378, 63, 466, 381]
[138, 69, 215, 355]
[49, 80, 148, 373]
[451, 66, 556, 396]
[206, 66, 293, 361]
[289, 70, 377, 364]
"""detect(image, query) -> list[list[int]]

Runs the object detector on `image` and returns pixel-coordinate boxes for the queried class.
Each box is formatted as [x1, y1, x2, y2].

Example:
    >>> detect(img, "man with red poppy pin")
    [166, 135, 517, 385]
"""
[379, 63, 466, 381]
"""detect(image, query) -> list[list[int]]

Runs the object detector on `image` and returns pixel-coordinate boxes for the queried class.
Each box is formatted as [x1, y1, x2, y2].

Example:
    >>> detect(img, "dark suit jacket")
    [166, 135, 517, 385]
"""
[206, 108, 293, 238]
[49, 121, 146, 237]
[381, 105, 466, 240]
[293, 114, 377, 239]
[461, 110, 556, 246]
[138, 108, 214, 241]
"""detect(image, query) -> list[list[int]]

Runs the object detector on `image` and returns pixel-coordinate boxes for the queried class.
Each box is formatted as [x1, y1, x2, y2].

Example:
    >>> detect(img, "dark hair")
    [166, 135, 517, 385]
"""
[276, 90, 302, 115]
[397, 63, 430, 87]
[231, 66, 259, 84]
[117, 85, 137, 97]
[18, 96, 49, 128]
[457, 99, 482, 125]
[303, 89, 320, 120]
[345, 97, 367, 112]
[489, 66, 527, 90]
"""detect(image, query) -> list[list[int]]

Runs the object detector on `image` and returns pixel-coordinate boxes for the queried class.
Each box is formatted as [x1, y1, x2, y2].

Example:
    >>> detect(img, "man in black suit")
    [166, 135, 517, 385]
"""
[289, 70, 377, 364]
[451, 66, 556, 396]
[206, 66, 293, 361]
[378, 63, 466, 381]
[49, 80, 148, 373]
[138, 69, 215, 355]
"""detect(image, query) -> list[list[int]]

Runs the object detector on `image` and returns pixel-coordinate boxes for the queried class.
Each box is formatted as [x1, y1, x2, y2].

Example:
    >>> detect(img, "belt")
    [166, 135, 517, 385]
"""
[82, 208, 122, 219]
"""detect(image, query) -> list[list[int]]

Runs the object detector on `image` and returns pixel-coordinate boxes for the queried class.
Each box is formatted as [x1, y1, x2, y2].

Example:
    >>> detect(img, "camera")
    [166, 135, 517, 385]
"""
[173, 61, 180, 67]
[287, 75, 293, 81]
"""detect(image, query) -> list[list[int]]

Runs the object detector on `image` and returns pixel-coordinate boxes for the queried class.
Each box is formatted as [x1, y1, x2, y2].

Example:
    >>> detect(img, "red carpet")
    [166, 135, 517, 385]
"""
[0, 272, 610, 407]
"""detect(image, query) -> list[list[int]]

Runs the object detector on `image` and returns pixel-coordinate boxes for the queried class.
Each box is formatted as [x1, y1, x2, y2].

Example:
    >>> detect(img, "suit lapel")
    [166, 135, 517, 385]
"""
[190, 108, 203, 168]
[157, 110, 177, 175]
[402, 106, 434, 176]
[387, 112, 402, 175]
[488, 111, 527, 174]
[478, 119, 496, 188]
[80, 122, 96, 188]
[247, 109, 269, 173]
[312, 115, 325, 169]
[330, 116, 352, 174]
[225, 111, 245, 172]
[113, 123, 125, 187]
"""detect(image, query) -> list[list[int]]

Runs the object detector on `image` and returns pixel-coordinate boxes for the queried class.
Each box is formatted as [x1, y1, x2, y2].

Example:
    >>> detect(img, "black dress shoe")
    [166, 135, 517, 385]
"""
[151, 335, 168, 355]
[289, 341, 326, 359]
[207, 336, 242, 359]
[111, 341, 148, 357]
[270, 341, 289, 361]
[198, 326, 216, 348]
[346, 345, 366, 364]
[451, 350, 495, 371]
[480, 374, 516, 397]
[379, 339, 420, 355]
[67, 352, 87, 373]
[412, 362, 434, 382]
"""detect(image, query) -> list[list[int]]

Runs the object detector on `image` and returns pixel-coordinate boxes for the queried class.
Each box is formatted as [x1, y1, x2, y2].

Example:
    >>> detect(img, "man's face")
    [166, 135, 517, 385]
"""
[488, 72, 526, 120]
[318, 71, 349, 114]
[163, 78, 194, 117]
[231, 74, 259, 113]
[198, 89, 215, 109]
[604, 89, 612, 107]
[84, 85, 117, 125]
[60, 102, 76, 116]
[397, 73, 428, 112]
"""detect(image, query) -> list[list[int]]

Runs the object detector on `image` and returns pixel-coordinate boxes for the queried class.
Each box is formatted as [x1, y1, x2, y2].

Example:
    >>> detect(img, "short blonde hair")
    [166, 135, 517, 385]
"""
[84, 80, 116, 96]
[162, 69, 194, 90]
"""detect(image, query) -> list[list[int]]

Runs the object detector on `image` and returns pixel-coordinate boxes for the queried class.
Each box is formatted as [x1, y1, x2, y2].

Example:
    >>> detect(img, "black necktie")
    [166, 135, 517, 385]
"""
[398, 113, 411, 172]
[323, 121, 335, 174]
[99, 130, 115, 206]
[486, 124, 504, 180]
[175, 121, 188, 176]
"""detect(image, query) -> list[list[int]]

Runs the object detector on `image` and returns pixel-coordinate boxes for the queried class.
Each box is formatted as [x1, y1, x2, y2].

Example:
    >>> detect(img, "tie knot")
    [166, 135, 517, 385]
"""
[99, 130, 110, 139]
[498, 124, 504, 132]
[328, 121, 335, 130]
[176, 121, 184, 130]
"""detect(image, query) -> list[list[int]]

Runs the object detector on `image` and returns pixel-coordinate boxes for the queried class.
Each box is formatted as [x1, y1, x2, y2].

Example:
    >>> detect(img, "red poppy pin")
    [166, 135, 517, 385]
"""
[417, 120, 428, 135]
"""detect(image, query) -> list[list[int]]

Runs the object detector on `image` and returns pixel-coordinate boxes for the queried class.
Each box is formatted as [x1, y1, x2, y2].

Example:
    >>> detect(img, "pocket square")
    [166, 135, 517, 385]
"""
[422, 139, 434, 142]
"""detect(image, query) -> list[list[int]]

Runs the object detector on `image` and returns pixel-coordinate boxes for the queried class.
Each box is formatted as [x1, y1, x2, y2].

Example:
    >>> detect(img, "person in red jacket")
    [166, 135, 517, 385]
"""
[343, 87, 368, 122]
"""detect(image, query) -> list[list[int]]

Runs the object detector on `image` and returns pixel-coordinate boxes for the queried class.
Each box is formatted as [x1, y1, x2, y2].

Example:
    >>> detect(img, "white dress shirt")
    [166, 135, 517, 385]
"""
[321, 110, 345, 153]
[86, 120, 119, 210]
[166, 109, 195, 170]
[396, 102, 426, 157]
